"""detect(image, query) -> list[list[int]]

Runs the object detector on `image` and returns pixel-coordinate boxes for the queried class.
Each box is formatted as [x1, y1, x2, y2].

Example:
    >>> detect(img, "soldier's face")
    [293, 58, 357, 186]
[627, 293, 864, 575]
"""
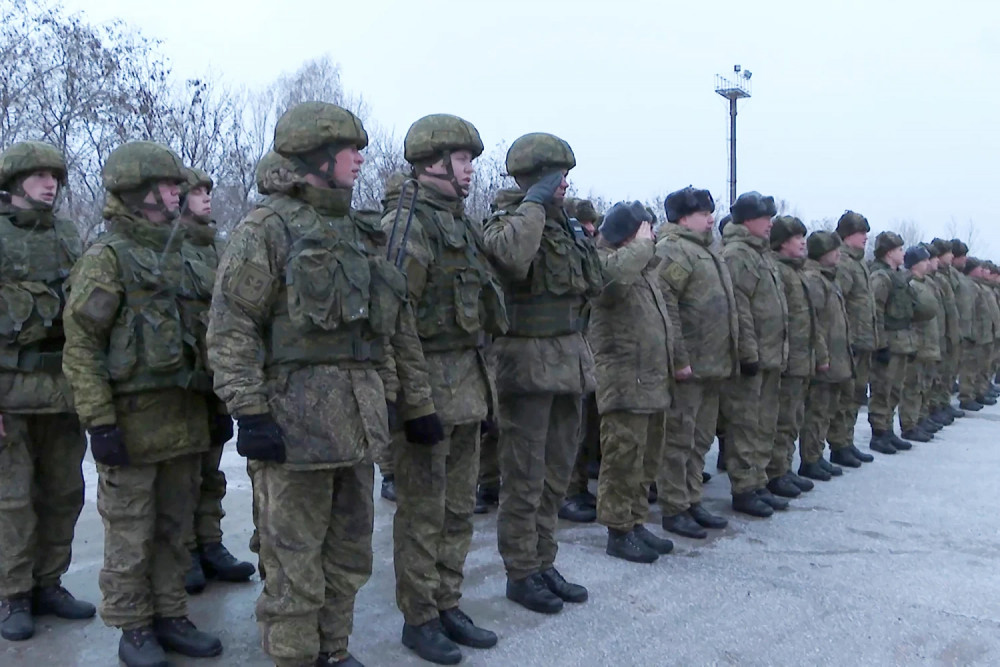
[938, 252, 953, 267]
[420, 150, 476, 197]
[843, 231, 868, 249]
[552, 171, 569, 205]
[186, 185, 212, 217]
[680, 211, 714, 233]
[820, 248, 841, 267]
[331, 145, 365, 188]
[885, 246, 905, 267]
[953, 255, 967, 269]
[928, 257, 939, 271]
[144, 180, 181, 214]
[910, 259, 929, 277]
[18, 169, 60, 206]
[743, 216, 772, 239]
[779, 234, 807, 259]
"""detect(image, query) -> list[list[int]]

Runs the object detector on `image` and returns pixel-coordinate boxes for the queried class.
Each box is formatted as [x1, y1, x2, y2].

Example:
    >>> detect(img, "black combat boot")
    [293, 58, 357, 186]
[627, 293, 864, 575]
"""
[633, 524, 674, 554]
[661, 512, 707, 539]
[766, 475, 802, 498]
[830, 448, 862, 468]
[848, 445, 874, 463]
[475, 485, 499, 514]
[959, 398, 984, 411]
[558, 494, 596, 523]
[119, 626, 168, 667]
[380, 475, 397, 502]
[0, 595, 33, 641]
[947, 405, 966, 418]
[201, 542, 256, 582]
[732, 492, 773, 517]
[401, 618, 461, 665]
[317, 652, 365, 666]
[785, 471, 815, 492]
[931, 409, 954, 426]
[31, 585, 95, 619]
[702, 471, 713, 484]
[716, 436, 727, 471]
[798, 461, 832, 481]
[605, 528, 659, 563]
[818, 458, 844, 476]
[887, 431, 913, 450]
[586, 460, 600, 480]
[901, 428, 931, 443]
[869, 431, 897, 455]
[540, 567, 588, 603]
[152, 616, 222, 657]
[505, 574, 563, 614]
[919, 418, 941, 434]
[185, 551, 207, 594]
[756, 488, 789, 510]
[688, 502, 728, 528]
[439, 608, 498, 649]
[647, 482, 658, 504]
[977, 394, 997, 406]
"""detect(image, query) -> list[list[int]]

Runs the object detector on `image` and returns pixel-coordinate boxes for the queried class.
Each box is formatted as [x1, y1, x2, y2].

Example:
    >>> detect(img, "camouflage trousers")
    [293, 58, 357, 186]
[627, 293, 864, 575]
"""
[828, 349, 871, 448]
[496, 392, 581, 581]
[478, 426, 500, 491]
[929, 343, 960, 409]
[868, 353, 909, 433]
[184, 444, 226, 551]
[800, 381, 849, 463]
[722, 370, 780, 495]
[595, 410, 663, 532]
[247, 460, 262, 561]
[658, 379, 726, 515]
[770, 376, 807, 480]
[959, 342, 985, 402]
[375, 435, 394, 478]
[900, 359, 932, 431]
[393, 422, 479, 625]
[256, 462, 374, 667]
[0, 412, 85, 598]
[96, 454, 199, 629]
[565, 393, 601, 498]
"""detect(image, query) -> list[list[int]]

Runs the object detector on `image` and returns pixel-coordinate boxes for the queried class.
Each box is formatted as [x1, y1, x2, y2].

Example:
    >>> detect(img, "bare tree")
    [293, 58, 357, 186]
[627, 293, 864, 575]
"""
[892, 218, 924, 247]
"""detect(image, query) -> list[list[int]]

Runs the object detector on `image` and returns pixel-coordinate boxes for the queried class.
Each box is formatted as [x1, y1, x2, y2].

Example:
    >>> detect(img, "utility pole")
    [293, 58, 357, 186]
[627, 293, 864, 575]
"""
[714, 65, 753, 206]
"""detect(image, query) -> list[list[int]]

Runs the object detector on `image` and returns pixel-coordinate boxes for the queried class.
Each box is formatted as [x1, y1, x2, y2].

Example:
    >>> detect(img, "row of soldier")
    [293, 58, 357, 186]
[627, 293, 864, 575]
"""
[1, 101, 998, 667]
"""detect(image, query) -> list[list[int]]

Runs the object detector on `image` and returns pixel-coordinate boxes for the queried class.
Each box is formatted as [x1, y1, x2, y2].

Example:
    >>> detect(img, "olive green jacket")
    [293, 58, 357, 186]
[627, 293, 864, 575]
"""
[870, 260, 917, 355]
[836, 245, 878, 351]
[775, 255, 816, 378]
[803, 260, 852, 383]
[909, 275, 941, 361]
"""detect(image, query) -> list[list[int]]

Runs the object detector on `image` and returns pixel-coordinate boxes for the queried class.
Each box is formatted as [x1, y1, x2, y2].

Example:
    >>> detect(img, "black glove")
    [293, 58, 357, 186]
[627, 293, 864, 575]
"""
[404, 413, 445, 446]
[210, 414, 234, 447]
[874, 347, 892, 365]
[522, 171, 564, 205]
[236, 414, 286, 463]
[89, 425, 129, 466]
[386, 399, 400, 431]
[739, 361, 759, 377]
[480, 419, 497, 437]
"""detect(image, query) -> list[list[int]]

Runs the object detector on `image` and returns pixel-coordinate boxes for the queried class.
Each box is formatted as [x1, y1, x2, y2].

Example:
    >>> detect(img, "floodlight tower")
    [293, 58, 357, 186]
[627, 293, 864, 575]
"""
[714, 65, 753, 206]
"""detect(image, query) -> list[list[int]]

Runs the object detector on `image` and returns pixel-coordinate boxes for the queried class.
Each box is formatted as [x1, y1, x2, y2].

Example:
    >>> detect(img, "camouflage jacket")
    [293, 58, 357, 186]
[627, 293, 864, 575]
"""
[803, 260, 852, 383]
[928, 271, 960, 353]
[482, 189, 602, 395]
[870, 259, 917, 355]
[379, 176, 503, 426]
[654, 224, 738, 380]
[206, 181, 434, 470]
[972, 278, 1000, 344]
[721, 224, 788, 370]
[0, 203, 82, 413]
[590, 236, 673, 414]
[775, 255, 816, 378]
[835, 245, 878, 351]
[909, 275, 941, 361]
[950, 267, 978, 343]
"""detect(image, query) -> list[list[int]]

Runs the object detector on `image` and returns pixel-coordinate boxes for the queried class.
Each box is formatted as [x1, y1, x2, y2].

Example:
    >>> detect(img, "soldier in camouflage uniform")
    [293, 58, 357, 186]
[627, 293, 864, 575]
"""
[0, 142, 94, 643]
[920, 244, 951, 433]
[206, 102, 441, 667]
[767, 216, 819, 498]
[928, 239, 964, 424]
[590, 202, 675, 563]
[482, 133, 601, 614]
[381, 114, 505, 664]
[799, 232, 854, 479]
[720, 191, 789, 517]
[898, 246, 941, 442]
[967, 259, 1000, 405]
[177, 167, 255, 596]
[867, 232, 916, 455]
[828, 211, 878, 465]
[655, 187, 734, 538]
[62, 141, 223, 666]
[954, 249, 989, 411]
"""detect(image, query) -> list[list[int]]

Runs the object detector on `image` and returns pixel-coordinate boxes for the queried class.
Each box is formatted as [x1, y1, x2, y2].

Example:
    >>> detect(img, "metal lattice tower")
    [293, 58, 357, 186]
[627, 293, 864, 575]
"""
[714, 65, 753, 207]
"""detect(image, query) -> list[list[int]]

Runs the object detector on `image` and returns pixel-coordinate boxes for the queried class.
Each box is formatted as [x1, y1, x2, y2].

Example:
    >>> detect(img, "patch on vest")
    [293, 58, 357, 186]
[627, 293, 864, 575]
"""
[662, 261, 691, 291]
[78, 286, 119, 324]
[228, 263, 272, 310]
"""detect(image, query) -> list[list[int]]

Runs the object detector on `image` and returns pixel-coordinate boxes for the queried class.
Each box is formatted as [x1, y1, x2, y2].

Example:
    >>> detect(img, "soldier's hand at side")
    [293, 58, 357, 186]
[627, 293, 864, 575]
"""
[739, 360, 759, 377]
[89, 425, 130, 466]
[817, 363, 830, 373]
[674, 365, 693, 381]
[404, 413, 445, 446]
[236, 414, 286, 463]
[874, 347, 891, 365]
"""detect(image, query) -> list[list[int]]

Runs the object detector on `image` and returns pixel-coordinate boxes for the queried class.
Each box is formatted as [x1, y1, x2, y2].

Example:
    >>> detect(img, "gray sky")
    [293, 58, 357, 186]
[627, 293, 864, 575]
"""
[64, 0, 1000, 252]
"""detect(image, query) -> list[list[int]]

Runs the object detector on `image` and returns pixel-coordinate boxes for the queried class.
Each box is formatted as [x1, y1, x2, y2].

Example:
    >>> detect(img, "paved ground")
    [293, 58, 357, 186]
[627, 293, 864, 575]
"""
[4, 404, 1000, 666]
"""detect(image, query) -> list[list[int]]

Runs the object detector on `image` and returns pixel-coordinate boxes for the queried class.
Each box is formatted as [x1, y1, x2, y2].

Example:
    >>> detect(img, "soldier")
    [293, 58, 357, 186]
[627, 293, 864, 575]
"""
[590, 202, 674, 563]
[799, 232, 853, 480]
[380, 114, 505, 664]
[968, 259, 1000, 405]
[920, 244, 950, 433]
[868, 231, 916, 455]
[928, 238, 964, 423]
[952, 244, 986, 411]
[482, 133, 601, 614]
[178, 167, 255, 596]
[720, 191, 789, 517]
[828, 211, 878, 463]
[206, 102, 441, 667]
[655, 186, 735, 538]
[768, 216, 818, 496]
[898, 245, 941, 442]
[62, 141, 223, 666]
[0, 141, 93, 643]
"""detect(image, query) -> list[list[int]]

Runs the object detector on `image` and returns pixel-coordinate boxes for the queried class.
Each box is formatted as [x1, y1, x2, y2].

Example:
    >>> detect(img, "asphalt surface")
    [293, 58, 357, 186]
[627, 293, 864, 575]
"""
[4, 403, 1000, 666]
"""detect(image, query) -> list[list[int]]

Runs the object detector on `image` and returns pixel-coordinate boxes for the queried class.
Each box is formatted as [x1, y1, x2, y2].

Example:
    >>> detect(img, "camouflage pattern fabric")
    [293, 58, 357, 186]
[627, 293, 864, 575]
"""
[771, 376, 806, 479]
[899, 360, 931, 431]
[868, 353, 909, 432]
[185, 446, 227, 550]
[827, 351, 870, 450]
[720, 370, 780, 494]
[596, 411, 656, 532]
[477, 427, 499, 490]
[565, 393, 600, 497]
[800, 381, 850, 464]
[375, 437, 394, 477]
[658, 379, 725, 514]
[247, 460, 263, 559]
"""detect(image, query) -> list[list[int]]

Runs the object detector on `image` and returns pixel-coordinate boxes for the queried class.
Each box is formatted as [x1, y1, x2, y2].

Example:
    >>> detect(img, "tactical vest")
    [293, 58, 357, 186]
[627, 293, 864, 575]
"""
[910, 277, 938, 322]
[0, 211, 82, 373]
[260, 196, 406, 368]
[500, 214, 602, 337]
[873, 263, 914, 331]
[179, 225, 220, 382]
[101, 229, 211, 395]
[410, 206, 508, 352]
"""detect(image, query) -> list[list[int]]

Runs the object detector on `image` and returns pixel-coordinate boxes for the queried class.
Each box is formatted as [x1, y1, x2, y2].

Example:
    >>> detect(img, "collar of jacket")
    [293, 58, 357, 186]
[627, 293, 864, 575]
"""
[722, 222, 767, 251]
[298, 184, 352, 217]
[844, 244, 865, 261]
[107, 214, 185, 253]
[182, 217, 218, 247]
[777, 254, 806, 270]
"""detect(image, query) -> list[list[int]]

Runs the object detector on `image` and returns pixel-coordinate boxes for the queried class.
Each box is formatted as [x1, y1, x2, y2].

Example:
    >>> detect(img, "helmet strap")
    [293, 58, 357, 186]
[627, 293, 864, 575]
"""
[413, 150, 468, 198]
[121, 185, 178, 221]
[291, 143, 352, 190]
[10, 176, 56, 211]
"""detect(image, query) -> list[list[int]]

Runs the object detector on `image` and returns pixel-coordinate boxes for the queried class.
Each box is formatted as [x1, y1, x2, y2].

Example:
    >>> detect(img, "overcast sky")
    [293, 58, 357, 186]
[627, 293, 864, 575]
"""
[61, 0, 1000, 252]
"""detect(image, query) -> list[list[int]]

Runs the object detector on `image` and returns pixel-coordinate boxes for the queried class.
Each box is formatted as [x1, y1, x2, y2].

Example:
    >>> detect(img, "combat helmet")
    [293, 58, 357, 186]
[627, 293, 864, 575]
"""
[506, 133, 576, 178]
[0, 141, 68, 209]
[273, 102, 367, 188]
[102, 141, 186, 219]
[404, 114, 483, 197]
